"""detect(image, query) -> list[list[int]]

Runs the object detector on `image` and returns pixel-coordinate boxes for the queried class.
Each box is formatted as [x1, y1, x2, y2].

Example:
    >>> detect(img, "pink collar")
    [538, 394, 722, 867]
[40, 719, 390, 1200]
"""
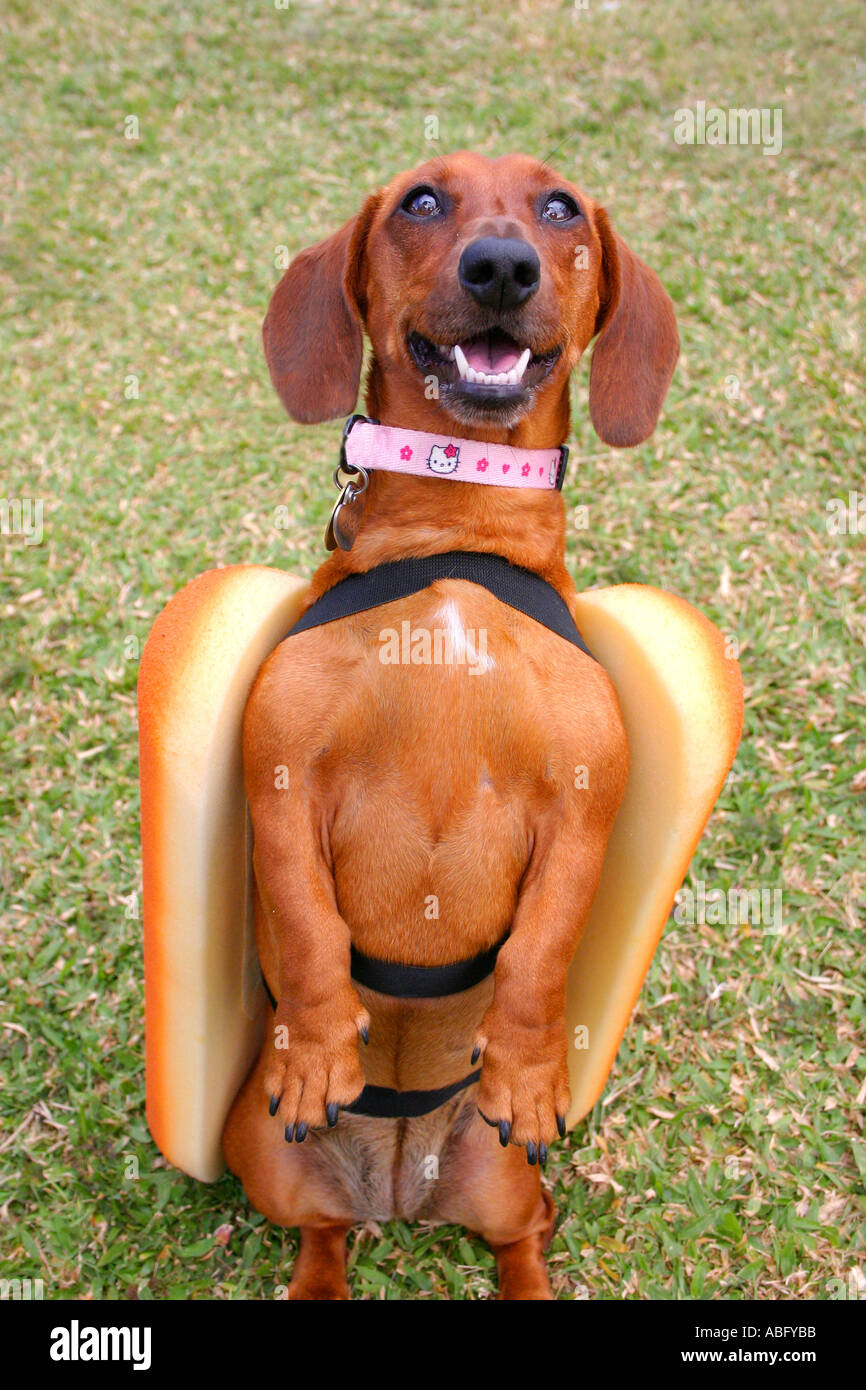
[341, 415, 568, 491]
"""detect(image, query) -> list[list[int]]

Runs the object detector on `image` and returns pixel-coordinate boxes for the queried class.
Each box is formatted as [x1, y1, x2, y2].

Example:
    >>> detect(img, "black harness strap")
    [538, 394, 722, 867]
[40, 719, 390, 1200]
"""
[260, 934, 503, 1015]
[350, 934, 505, 998]
[343, 1071, 481, 1119]
[287, 550, 594, 658]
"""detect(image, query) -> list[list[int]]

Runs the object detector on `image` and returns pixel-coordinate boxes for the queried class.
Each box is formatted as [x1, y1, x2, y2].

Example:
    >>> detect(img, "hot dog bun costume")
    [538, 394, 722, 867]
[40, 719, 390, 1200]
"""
[139, 546, 742, 1181]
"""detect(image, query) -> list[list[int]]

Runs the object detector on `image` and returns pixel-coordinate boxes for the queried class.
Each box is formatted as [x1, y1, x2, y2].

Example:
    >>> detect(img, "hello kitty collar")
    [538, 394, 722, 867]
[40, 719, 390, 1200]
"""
[325, 415, 569, 550]
[339, 414, 569, 492]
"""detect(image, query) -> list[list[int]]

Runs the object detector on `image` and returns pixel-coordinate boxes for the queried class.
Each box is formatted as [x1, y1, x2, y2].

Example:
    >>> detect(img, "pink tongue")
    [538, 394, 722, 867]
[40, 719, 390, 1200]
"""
[463, 335, 521, 374]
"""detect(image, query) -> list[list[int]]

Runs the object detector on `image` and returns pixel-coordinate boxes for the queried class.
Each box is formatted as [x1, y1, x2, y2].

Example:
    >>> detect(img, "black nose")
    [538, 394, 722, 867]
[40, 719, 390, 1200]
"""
[458, 236, 541, 310]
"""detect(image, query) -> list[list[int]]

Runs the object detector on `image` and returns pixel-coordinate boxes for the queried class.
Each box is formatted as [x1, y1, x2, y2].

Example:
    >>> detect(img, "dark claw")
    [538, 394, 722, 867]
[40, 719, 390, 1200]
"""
[526, 1141, 538, 1166]
[471, 1044, 481, 1065]
[498, 1119, 511, 1148]
[359, 1025, 369, 1045]
[556, 1113, 566, 1139]
[269, 1094, 279, 1117]
[539, 1142, 548, 1167]
[477, 1108, 497, 1129]
[326, 1102, 339, 1128]
[284, 1123, 294, 1143]
[296, 1121, 308, 1143]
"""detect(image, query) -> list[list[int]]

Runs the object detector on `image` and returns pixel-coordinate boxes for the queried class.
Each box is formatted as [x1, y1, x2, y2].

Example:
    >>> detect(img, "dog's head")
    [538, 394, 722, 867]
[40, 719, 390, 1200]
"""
[263, 151, 678, 446]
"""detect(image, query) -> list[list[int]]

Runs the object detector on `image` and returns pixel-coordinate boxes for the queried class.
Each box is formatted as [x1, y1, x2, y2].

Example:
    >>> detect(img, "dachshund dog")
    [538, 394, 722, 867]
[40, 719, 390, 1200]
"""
[223, 151, 678, 1300]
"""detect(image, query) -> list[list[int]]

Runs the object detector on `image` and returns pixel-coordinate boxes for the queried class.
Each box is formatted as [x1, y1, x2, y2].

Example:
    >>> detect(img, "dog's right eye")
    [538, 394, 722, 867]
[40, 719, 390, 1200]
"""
[541, 192, 581, 223]
[401, 187, 443, 219]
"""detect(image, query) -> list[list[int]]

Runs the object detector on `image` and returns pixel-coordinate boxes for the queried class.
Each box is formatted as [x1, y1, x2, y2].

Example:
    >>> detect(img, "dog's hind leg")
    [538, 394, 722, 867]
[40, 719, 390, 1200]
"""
[434, 1103, 557, 1300]
[287, 1224, 352, 1301]
[223, 1050, 360, 1299]
[488, 1188, 556, 1301]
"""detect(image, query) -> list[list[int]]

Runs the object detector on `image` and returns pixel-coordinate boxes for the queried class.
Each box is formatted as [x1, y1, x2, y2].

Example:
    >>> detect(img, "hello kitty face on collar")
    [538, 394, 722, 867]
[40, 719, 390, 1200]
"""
[427, 443, 460, 474]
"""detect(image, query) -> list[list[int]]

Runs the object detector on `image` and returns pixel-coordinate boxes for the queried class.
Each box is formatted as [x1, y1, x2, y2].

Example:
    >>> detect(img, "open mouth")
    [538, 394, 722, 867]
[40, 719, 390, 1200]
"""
[407, 329, 561, 403]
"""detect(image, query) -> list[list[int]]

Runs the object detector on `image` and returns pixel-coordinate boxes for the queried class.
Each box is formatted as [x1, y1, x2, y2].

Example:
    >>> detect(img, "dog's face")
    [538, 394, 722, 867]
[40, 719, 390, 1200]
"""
[359, 152, 600, 433]
[264, 151, 678, 447]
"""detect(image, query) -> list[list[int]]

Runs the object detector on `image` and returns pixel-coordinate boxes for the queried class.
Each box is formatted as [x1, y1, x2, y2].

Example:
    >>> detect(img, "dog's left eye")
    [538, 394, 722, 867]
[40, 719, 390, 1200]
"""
[541, 193, 580, 223]
[401, 187, 443, 219]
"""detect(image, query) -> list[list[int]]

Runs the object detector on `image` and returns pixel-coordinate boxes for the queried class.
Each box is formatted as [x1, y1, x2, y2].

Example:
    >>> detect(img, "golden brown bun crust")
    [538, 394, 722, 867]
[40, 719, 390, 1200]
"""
[566, 584, 743, 1124]
[139, 565, 309, 1175]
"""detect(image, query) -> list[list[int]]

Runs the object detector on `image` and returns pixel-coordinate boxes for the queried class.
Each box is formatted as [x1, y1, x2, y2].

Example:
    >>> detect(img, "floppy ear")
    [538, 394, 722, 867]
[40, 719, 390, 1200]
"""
[263, 194, 380, 423]
[588, 208, 679, 447]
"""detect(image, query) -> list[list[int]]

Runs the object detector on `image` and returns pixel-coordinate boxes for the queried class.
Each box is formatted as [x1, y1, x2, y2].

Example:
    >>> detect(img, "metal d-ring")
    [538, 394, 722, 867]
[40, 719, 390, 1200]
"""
[332, 462, 370, 498]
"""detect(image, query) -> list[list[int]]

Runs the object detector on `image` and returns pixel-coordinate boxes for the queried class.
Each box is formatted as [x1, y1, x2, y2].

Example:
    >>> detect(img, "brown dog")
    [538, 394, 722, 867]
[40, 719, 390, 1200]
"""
[223, 151, 678, 1300]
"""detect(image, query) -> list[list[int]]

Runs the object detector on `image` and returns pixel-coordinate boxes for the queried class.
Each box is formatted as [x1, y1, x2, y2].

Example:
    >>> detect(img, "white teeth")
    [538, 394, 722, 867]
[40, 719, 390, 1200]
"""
[452, 342, 533, 387]
[514, 347, 531, 380]
[454, 343, 471, 379]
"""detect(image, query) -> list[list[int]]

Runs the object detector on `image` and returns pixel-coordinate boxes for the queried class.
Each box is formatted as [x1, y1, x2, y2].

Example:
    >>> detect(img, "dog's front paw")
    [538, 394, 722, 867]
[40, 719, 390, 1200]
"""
[264, 989, 369, 1139]
[473, 1010, 570, 1166]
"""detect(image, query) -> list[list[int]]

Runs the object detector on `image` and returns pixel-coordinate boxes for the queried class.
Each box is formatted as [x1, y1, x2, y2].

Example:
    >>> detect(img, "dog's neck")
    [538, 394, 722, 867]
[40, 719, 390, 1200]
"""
[307, 391, 575, 604]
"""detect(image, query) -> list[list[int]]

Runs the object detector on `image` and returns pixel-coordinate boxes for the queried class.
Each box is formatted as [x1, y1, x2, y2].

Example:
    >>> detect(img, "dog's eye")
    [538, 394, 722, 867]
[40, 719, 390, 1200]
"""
[401, 187, 443, 219]
[541, 193, 580, 223]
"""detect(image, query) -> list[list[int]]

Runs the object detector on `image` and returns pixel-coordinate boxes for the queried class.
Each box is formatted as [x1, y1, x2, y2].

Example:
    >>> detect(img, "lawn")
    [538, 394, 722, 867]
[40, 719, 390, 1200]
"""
[1, 0, 863, 1300]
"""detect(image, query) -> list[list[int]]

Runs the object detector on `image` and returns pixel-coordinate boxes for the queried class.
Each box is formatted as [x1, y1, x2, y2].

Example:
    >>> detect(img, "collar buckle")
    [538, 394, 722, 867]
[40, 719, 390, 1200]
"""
[555, 444, 569, 491]
[338, 412, 375, 479]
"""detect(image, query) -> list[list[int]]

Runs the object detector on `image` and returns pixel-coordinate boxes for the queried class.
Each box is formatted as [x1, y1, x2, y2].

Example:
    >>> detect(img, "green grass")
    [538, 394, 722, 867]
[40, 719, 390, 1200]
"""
[1, 0, 864, 1300]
